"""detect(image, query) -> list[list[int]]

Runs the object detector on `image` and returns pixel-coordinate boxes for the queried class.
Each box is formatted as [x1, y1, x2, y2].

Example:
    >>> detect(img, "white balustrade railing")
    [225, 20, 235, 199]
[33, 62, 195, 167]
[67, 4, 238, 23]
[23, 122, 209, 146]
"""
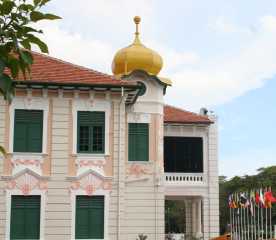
[165, 172, 204, 184]
[165, 233, 185, 240]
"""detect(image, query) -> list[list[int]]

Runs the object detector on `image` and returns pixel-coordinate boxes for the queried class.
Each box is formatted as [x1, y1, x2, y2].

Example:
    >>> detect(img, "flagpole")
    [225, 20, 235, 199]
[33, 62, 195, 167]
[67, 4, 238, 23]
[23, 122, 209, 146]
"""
[265, 187, 268, 240]
[270, 187, 273, 240]
[261, 199, 264, 240]
[233, 205, 236, 240]
[257, 203, 260, 239]
[237, 207, 240, 240]
[230, 204, 233, 240]
[247, 202, 250, 240]
[242, 206, 245, 240]
[254, 200, 257, 240]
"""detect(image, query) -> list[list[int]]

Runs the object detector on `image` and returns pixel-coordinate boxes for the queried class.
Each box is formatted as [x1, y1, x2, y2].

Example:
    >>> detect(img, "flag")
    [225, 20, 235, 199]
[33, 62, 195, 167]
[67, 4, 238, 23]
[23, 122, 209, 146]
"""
[228, 195, 233, 208]
[264, 188, 272, 208]
[232, 194, 238, 209]
[250, 190, 255, 215]
[256, 190, 260, 205]
[264, 187, 276, 208]
[259, 188, 265, 207]
[240, 192, 249, 208]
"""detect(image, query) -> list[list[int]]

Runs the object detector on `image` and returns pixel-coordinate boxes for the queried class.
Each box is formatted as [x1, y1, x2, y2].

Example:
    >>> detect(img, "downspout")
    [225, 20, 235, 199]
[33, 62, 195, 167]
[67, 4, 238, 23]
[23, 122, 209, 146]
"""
[117, 87, 124, 240]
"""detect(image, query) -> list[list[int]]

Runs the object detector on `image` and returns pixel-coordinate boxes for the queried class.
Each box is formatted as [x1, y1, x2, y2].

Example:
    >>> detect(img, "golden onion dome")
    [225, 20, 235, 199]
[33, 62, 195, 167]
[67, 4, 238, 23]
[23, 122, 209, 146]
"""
[112, 16, 163, 76]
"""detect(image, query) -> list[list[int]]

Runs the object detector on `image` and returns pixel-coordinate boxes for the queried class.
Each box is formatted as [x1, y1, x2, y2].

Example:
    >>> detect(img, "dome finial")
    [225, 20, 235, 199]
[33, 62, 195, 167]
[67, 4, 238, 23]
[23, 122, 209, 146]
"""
[112, 16, 163, 76]
[133, 16, 141, 44]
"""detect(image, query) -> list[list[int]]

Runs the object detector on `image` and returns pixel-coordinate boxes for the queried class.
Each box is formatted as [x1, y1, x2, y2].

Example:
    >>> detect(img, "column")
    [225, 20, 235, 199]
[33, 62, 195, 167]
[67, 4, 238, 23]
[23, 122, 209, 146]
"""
[196, 198, 203, 238]
[185, 200, 192, 236]
[192, 200, 197, 236]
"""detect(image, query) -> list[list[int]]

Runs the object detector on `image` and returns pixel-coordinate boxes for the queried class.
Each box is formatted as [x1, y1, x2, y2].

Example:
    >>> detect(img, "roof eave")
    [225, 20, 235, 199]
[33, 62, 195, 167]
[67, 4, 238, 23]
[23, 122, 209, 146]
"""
[14, 80, 143, 105]
[164, 121, 213, 125]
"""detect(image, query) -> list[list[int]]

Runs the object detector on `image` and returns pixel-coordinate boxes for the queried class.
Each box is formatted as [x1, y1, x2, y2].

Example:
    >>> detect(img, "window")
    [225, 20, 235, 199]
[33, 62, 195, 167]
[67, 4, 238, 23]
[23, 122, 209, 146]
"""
[75, 196, 104, 239]
[164, 137, 203, 173]
[10, 195, 41, 239]
[13, 110, 43, 153]
[128, 123, 149, 161]
[77, 111, 105, 153]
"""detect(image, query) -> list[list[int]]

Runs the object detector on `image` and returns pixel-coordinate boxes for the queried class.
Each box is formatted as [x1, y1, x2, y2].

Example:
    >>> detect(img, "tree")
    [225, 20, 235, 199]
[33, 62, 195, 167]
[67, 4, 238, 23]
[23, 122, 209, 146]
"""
[0, 0, 60, 155]
[219, 166, 276, 234]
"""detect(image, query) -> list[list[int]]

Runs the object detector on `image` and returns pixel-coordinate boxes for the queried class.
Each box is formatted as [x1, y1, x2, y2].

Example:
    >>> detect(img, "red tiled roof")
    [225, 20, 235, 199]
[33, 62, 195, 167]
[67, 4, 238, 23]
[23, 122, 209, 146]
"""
[14, 52, 137, 87]
[164, 105, 212, 124]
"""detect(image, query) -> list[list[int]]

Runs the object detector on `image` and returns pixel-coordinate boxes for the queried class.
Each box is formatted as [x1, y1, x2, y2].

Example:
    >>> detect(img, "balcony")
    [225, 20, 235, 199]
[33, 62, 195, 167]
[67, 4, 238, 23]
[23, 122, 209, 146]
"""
[165, 172, 204, 185]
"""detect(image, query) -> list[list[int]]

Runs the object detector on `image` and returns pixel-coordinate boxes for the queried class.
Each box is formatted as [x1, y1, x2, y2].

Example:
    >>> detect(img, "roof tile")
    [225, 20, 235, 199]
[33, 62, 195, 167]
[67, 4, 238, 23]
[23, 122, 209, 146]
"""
[164, 105, 212, 124]
[14, 52, 136, 87]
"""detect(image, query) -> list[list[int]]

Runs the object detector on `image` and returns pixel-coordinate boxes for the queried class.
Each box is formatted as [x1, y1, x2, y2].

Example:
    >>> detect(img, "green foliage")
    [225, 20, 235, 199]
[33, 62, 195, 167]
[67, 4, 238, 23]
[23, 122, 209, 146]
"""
[0, 0, 61, 101]
[219, 166, 276, 234]
[165, 200, 186, 234]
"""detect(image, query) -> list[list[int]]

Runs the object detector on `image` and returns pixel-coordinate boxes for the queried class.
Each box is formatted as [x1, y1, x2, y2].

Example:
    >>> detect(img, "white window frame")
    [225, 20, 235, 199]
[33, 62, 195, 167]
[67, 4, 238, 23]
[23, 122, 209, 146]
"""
[71, 190, 110, 240]
[5, 189, 46, 240]
[72, 98, 111, 158]
[9, 96, 49, 155]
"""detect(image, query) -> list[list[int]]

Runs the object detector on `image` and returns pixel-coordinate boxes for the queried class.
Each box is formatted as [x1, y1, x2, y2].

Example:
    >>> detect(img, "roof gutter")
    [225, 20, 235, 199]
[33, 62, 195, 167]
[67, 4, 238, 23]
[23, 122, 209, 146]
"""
[13, 80, 143, 105]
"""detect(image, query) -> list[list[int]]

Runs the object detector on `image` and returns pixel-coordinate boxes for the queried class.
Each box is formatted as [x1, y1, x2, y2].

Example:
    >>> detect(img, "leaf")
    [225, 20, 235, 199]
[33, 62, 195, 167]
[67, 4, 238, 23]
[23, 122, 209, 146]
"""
[43, 13, 61, 20]
[30, 11, 45, 22]
[18, 4, 34, 12]
[33, 0, 42, 7]
[20, 39, 31, 50]
[0, 145, 6, 156]
[27, 35, 48, 53]
[0, 73, 14, 101]
[39, 0, 51, 6]
[30, 11, 61, 22]
[1, 0, 15, 15]
[7, 57, 19, 79]
[0, 59, 5, 74]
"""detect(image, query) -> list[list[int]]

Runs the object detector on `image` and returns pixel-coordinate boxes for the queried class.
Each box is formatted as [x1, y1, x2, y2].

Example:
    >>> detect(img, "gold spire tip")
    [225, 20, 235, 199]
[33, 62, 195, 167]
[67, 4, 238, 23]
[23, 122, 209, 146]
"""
[134, 16, 141, 25]
[133, 16, 141, 44]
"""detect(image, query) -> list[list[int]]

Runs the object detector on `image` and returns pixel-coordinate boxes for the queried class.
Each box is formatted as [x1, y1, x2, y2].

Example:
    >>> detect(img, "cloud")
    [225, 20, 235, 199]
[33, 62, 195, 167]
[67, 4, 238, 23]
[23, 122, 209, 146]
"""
[37, 22, 115, 73]
[37, 2, 276, 112]
[208, 16, 251, 34]
[165, 15, 276, 111]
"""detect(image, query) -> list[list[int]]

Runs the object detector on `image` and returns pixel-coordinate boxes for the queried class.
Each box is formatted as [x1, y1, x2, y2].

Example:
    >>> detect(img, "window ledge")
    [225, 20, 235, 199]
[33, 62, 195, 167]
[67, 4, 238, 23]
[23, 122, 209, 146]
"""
[10, 152, 47, 161]
[73, 153, 109, 161]
[128, 161, 152, 164]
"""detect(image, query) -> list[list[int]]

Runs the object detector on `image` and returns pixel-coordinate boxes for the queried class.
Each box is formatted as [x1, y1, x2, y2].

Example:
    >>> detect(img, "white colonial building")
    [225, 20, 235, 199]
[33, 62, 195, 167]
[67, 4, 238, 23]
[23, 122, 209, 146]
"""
[0, 17, 219, 240]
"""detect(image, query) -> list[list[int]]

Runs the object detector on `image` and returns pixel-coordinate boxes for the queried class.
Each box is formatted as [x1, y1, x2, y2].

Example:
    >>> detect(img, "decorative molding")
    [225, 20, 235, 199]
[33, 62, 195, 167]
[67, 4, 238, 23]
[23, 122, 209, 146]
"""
[127, 112, 151, 123]
[126, 163, 153, 183]
[4, 168, 48, 195]
[10, 153, 45, 176]
[69, 169, 112, 196]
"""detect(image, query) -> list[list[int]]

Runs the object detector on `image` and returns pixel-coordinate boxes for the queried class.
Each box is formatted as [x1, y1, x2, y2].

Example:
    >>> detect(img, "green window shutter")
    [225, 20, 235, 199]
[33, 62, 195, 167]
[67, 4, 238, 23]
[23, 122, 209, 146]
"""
[10, 196, 41, 240]
[77, 111, 105, 153]
[128, 123, 149, 161]
[75, 196, 104, 239]
[14, 110, 43, 153]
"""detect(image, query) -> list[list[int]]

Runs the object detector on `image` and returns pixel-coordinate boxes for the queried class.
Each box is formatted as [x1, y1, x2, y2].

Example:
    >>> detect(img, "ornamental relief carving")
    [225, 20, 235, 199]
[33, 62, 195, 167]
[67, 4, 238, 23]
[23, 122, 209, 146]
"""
[10, 156, 44, 176]
[6, 171, 48, 195]
[70, 172, 112, 196]
[127, 164, 153, 178]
